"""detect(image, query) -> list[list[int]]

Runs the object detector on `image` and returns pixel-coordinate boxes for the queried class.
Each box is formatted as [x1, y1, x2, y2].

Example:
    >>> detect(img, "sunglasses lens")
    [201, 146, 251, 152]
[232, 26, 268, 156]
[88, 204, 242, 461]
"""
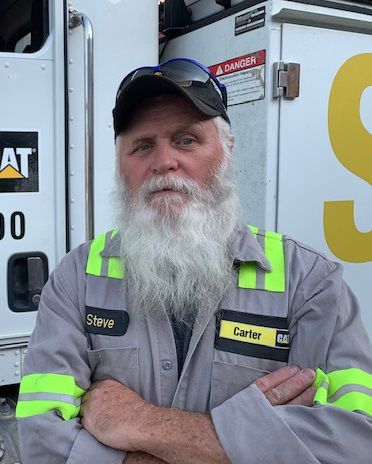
[161, 60, 210, 84]
[161, 60, 226, 104]
[117, 67, 155, 99]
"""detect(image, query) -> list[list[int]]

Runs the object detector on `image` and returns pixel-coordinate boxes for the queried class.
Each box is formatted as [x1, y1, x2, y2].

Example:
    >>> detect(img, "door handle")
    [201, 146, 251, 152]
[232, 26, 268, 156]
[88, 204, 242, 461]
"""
[69, 8, 95, 241]
[7, 252, 49, 312]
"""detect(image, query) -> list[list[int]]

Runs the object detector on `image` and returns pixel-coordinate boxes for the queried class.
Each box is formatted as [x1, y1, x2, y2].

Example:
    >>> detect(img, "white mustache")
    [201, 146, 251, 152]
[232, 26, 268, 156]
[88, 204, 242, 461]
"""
[140, 176, 200, 198]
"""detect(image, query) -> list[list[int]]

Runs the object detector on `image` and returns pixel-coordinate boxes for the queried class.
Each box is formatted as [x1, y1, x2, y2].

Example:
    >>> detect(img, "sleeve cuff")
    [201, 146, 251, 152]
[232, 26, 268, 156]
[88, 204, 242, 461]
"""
[67, 428, 126, 464]
[211, 384, 313, 464]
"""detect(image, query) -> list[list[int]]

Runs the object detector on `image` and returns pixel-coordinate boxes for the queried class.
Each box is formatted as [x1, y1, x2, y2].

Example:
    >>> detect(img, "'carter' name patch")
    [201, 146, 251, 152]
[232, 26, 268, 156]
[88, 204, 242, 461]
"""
[215, 310, 290, 362]
[85, 306, 129, 336]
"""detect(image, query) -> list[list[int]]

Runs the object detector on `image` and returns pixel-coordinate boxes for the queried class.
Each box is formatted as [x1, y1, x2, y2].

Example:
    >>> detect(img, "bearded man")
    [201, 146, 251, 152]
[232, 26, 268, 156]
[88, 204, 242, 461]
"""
[17, 58, 372, 464]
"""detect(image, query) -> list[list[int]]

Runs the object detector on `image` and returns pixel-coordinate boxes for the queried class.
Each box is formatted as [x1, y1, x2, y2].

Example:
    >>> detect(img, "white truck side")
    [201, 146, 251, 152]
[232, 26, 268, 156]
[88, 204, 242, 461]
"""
[0, 0, 371, 461]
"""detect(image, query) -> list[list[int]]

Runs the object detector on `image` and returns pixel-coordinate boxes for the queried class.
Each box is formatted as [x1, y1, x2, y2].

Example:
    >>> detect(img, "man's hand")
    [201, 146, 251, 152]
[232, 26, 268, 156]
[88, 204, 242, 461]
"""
[254, 365, 316, 406]
[80, 380, 153, 451]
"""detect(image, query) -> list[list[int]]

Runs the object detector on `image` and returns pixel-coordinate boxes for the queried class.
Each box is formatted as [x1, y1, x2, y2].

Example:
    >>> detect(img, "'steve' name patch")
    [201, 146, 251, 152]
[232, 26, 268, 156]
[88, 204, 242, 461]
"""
[215, 310, 290, 362]
[85, 307, 129, 336]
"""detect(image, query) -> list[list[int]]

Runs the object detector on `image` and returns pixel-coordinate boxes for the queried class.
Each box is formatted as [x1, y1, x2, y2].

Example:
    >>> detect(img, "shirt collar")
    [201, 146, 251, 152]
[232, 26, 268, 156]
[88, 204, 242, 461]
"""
[100, 231, 121, 258]
[229, 223, 272, 272]
[100, 223, 272, 272]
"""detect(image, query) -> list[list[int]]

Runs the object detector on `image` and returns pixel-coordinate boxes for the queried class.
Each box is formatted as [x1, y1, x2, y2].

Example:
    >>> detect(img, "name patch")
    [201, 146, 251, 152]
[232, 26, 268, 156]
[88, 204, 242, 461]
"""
[215, 310, 290, 362]
[85, 306, 129, 336]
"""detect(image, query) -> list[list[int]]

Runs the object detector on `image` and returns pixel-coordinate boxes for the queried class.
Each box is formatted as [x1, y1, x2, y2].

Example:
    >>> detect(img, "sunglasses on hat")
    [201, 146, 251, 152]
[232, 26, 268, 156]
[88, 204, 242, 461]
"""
[115, 57, 227, 108]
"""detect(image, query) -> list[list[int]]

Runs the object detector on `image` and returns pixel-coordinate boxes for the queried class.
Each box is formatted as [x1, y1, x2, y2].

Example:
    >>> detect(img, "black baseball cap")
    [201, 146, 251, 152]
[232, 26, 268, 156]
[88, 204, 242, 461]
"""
[113, 58, 230, 137]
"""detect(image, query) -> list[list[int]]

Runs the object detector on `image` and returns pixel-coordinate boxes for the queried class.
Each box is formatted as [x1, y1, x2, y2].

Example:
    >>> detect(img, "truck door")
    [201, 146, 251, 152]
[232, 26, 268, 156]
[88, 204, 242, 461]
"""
[0, 0, 66, 384]
[277, 21, 372, 335]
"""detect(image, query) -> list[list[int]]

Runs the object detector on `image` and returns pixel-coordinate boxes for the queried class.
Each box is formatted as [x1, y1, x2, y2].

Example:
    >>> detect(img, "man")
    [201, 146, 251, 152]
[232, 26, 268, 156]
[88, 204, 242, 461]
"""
[17, 58, 372, 464]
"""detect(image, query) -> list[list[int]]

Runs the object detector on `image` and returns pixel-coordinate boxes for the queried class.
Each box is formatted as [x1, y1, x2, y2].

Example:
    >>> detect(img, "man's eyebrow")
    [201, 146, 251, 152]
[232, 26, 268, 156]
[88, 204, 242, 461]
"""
[173, 121, 206, 135]
[128, 134, 156, 146]
[128, 121, 205, 144]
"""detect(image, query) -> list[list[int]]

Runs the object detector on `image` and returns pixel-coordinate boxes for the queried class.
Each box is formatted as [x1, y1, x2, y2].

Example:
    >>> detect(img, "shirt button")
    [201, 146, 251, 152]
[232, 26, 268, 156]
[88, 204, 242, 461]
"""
[162, 360, 173, 371]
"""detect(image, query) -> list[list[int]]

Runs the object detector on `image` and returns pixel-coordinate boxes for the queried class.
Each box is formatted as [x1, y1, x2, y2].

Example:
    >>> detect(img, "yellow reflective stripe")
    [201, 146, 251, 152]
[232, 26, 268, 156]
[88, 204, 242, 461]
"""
[16, 373, 85, 420]
[16, 399, 80, 420]
[264, 231, 285, 292]
[107, 257, 124, 279]
[314, 368, 372, 394]
[238, 261, 257, 289]
[313, 368, 372, 416]
[327, 391, 372, 415]
[239, 226, 285, 292]
[239, 225, 258, 289]
[85, 232, 106, 276]
[18, 373, 84, 397]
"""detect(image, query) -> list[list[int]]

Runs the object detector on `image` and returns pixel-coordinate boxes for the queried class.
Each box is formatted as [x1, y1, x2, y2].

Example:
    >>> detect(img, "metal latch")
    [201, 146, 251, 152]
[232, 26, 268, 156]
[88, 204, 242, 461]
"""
[273, 62, 300, 98]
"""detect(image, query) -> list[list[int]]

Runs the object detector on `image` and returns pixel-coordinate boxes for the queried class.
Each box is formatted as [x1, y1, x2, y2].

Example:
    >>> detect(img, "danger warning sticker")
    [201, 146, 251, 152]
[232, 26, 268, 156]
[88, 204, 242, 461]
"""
[0, 132, 39, 193]
[210, 50, 266, 106]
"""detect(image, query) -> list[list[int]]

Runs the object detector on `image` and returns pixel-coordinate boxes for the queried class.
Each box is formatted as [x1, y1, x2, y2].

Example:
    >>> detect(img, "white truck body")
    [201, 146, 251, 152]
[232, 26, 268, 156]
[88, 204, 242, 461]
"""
[163, 0, 372, 337]
[0, 0, 158, 388]
[0, 0, 371, 381]
[1, 0, 371, 461]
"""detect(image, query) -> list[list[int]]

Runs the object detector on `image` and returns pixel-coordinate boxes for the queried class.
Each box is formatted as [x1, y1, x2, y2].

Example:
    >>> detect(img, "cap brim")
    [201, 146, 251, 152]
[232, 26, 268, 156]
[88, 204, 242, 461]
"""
[113, 74, 229, 136]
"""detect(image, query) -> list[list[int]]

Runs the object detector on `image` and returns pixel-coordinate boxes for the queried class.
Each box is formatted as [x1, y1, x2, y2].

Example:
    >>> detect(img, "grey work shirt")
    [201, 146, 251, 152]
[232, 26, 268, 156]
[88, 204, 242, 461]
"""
[18, 224, 372, 464]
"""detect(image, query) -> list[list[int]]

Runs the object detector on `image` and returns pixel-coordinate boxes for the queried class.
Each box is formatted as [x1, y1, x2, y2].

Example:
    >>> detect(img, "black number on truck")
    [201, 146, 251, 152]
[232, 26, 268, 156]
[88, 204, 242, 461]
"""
[0, 212, 26, 240]
[0, 213, 4, 240]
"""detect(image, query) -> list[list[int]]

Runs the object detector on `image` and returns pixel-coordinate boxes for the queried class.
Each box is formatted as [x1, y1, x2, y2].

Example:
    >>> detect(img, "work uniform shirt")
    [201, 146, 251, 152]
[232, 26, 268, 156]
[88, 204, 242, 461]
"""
[18, 224, 372, 464]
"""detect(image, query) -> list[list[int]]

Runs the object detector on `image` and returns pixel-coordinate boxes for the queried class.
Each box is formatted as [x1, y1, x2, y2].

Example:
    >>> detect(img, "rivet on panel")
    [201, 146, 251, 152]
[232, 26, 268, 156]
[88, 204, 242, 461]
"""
[69, 58, 73, 64]
[70, 171, 75, 176]
[41, 64, 46, 70]
[71, 225, 75, 230]
[70, 144, 75, 149]
[69, 116, 74, 122]
[69, 87, 74, 93]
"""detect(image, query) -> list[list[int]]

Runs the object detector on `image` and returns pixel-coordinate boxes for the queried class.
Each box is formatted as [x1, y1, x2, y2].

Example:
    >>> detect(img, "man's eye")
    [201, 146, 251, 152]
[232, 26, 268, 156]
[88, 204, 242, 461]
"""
[179, 137, 195, 146]
[134, 143, 151, 153]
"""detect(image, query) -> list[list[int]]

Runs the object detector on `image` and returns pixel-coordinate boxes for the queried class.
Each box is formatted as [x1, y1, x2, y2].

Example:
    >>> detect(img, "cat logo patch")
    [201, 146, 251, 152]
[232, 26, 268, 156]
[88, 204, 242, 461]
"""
[215, 310, 290, 362]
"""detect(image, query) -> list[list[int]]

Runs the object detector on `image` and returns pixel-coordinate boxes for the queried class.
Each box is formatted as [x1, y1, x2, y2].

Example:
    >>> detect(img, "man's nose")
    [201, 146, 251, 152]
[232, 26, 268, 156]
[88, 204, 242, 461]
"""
[150, 144, 179, 174]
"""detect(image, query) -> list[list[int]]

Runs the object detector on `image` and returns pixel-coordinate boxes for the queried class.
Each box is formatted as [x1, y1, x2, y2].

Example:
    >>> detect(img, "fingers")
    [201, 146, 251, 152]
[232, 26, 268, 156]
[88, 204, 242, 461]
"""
[264, 368, 316, 406]
[287, 386, 316, 406]
[254, 365, 301, 393]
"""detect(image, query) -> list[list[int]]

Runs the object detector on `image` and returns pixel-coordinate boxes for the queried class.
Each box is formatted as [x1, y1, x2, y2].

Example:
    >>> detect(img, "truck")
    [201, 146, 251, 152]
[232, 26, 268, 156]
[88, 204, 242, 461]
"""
[0, 0, 371, 461]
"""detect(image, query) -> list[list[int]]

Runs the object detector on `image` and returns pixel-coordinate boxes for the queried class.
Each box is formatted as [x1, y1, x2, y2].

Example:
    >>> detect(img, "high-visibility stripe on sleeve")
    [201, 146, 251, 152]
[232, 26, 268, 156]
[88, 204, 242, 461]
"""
[313, 368, 372, 416]
[16, 373, 85, 420]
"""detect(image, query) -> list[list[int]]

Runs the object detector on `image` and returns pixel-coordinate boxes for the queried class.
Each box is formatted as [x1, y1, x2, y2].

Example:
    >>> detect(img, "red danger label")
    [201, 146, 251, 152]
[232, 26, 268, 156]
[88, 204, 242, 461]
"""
[210, 50, 266, 77]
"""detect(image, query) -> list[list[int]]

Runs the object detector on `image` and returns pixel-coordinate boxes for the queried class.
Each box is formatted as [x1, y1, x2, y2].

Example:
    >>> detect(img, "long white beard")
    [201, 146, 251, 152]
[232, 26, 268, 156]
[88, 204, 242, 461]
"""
[114, 160, 239, 323]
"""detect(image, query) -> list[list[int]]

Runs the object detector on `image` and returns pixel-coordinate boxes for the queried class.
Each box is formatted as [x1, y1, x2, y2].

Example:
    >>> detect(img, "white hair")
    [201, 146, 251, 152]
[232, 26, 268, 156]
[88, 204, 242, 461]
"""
[213, 116, 234, 160]
[113, 115, 240, 323]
